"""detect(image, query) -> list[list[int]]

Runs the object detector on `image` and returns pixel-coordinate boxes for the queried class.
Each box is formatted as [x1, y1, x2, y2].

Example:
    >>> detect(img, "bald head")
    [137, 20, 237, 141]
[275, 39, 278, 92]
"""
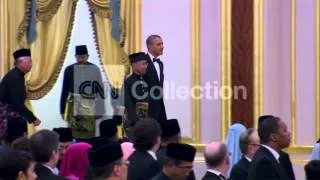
[204, 141, 228, 168]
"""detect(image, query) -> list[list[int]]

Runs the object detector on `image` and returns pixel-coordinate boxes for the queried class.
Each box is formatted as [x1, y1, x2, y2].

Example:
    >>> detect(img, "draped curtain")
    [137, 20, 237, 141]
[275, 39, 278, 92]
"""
[87, 0, 131, 90]
[0, 0, 29, 78]
[26, 0, 78, 99]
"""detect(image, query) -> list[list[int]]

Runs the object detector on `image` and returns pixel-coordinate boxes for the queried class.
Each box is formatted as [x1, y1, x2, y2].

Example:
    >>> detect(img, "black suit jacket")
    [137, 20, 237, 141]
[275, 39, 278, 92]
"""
[230, 156, 250, 180]
[127, 150, 162, 180]
[201, 171, 224, 180]
[145, 55, 167, 122]
[279, 151, 295, 180]
[34, 164, 66, 180]
[248, 146, 289, 180]
[151, 171, 170, 180]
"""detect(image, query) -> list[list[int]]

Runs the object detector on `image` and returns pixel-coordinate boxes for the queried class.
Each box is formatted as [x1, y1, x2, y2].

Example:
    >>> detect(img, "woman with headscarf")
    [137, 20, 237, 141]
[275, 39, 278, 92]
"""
[59, 142, 92, 180]
[225, 123, 247, 170]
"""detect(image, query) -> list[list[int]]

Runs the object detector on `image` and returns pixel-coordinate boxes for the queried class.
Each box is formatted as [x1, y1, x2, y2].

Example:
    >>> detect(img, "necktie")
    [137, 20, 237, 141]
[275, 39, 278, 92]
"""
[153, 58, 160, 63]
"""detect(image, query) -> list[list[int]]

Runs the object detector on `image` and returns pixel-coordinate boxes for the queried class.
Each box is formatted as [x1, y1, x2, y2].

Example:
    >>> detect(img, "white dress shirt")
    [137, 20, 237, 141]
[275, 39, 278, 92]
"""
[43, 164, 58, 175]
[207, 169, 225, 180]
[262, 144, 280, 163]
[244, 155, 252, 162]
[148, 53, 161, 81]
[147, 150, 157, 160]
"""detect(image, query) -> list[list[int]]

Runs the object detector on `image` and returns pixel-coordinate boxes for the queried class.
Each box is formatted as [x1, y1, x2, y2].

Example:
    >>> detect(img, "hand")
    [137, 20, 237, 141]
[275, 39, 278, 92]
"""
[33, 119, 41, 126]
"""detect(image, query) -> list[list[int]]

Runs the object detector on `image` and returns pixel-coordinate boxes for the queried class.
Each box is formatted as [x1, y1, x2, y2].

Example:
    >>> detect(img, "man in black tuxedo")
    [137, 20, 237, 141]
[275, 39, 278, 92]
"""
[230, 128, 260, 180]
[248, 116, 291, 180]
[145, 35, 167, 122]
[202, 141, 230, 180]
[29, 129, 66, 180]
[127, 118, 162, 180]
[258, 115, 295, 180]
[305, 160, 320, 180]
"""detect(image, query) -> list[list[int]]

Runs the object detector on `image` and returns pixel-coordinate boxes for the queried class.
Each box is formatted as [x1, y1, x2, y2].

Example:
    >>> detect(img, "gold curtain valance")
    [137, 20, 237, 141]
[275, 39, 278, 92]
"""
[36, 0, 63, 21]
[17, 0, 31, 48]
[87, 0, 111, 18]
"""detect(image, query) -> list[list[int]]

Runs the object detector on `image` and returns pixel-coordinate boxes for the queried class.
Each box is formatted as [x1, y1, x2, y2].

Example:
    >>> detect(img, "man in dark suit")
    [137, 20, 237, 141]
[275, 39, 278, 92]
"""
[29, 129, 66, 180]
[230, 128, 260, 180]
[145, 35, 167, 122]
[152, 143, 196, 180]
[202, 141, 230, 180]
[258, 115, 295, 180]
[0, 48, 41, 142]
[127, 118, 162, 180]
[248, 116, 291, 180]
[305, 160, 320, 180]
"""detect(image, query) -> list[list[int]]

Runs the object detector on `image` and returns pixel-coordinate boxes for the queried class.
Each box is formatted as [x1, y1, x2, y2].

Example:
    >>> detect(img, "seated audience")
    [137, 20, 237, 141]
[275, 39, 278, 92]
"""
[202, 141, 230, 180]
[127, 118, 162, 180]
[29, 129, 67, 180]
[305, 160, 320, 180]
[59, 142, 92, 180]
[88, 143, 128, 180]
[248, 116, 291, 180]
[0, 150, 37, 180]
[230, 128, 260, 180]
[152, 143, 196, 180]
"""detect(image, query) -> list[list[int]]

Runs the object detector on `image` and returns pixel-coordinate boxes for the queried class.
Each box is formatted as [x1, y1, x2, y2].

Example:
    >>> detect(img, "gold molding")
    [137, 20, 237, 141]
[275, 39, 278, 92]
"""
[220, 0, 232, 141]
[316, 0, 320, 140]
[190, 0, 201, 143]
[290, 0, 297, 146]
[253, 0, 264, 128]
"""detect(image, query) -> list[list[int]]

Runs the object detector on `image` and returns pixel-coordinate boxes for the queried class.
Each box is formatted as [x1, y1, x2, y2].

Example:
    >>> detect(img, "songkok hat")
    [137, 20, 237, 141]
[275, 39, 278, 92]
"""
[53, 127, 73, 142]
[88, 143, 123, 167]
[166, 143, 196, 162]
[75, 45, 88, 55]
[129, 52, 148, 63]
[13, 48, 31, 60]
[160, 119, 181, 138]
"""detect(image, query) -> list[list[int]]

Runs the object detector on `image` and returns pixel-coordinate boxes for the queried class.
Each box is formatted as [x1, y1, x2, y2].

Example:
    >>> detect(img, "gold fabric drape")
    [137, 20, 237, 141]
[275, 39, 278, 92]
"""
[26, 0, 78, 99]
[0, 0, 36, 135]
[120, 0, 141, 54]
[0, 0, 29, 78]
[88, 0, 131, 90]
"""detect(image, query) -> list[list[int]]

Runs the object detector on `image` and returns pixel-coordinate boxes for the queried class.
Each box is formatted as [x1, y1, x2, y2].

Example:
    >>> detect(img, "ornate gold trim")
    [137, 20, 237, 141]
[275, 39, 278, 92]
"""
[17, 0, 31, 47]
[290, 0, 297, 146]
[253, 0, 264, 128]
[220, 0, 232, 141]
[87, 0, 112, 19]
[191, 0, 201, 143]
[27, 0, 79, 99]
[316, 0, 320, 140]
[37, 0, 63, 21]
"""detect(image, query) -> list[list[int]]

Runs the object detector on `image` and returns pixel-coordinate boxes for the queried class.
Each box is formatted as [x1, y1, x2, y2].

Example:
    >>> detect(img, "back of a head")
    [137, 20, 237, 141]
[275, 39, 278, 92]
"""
[305, 160, 320, 180]
[0, 150, 33, 180]
[258, 116, 280, 144]
[239, 128, 256, 155]
[29, 129, 59, 163]
[11, 137, 30, 153]
[131, 118, 161, 151]
[204, 141, 228, 168]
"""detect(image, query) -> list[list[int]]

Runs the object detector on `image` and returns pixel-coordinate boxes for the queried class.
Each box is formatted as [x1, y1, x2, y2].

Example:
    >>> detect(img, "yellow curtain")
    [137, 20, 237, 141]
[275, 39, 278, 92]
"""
[0, 0, 29, 78]
[120, 0, 141, 54]
[25, 0, 78, 99]
[87, 0, 131, 90]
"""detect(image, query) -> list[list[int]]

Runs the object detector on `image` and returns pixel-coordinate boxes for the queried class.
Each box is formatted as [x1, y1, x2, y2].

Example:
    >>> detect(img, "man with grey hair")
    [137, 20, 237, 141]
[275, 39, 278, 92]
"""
[145, 35, 167, 122]
[230, 128, 260, 180]
[202, 141, 230, 180]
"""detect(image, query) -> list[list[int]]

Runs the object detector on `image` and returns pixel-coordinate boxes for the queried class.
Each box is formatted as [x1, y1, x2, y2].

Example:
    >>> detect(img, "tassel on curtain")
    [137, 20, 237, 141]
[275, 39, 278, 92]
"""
[87, 0, 131, 90]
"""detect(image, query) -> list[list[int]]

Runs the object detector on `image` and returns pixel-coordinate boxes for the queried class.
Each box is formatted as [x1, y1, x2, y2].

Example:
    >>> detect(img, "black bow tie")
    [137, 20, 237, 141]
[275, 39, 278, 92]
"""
[153, 58, 161, 63]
